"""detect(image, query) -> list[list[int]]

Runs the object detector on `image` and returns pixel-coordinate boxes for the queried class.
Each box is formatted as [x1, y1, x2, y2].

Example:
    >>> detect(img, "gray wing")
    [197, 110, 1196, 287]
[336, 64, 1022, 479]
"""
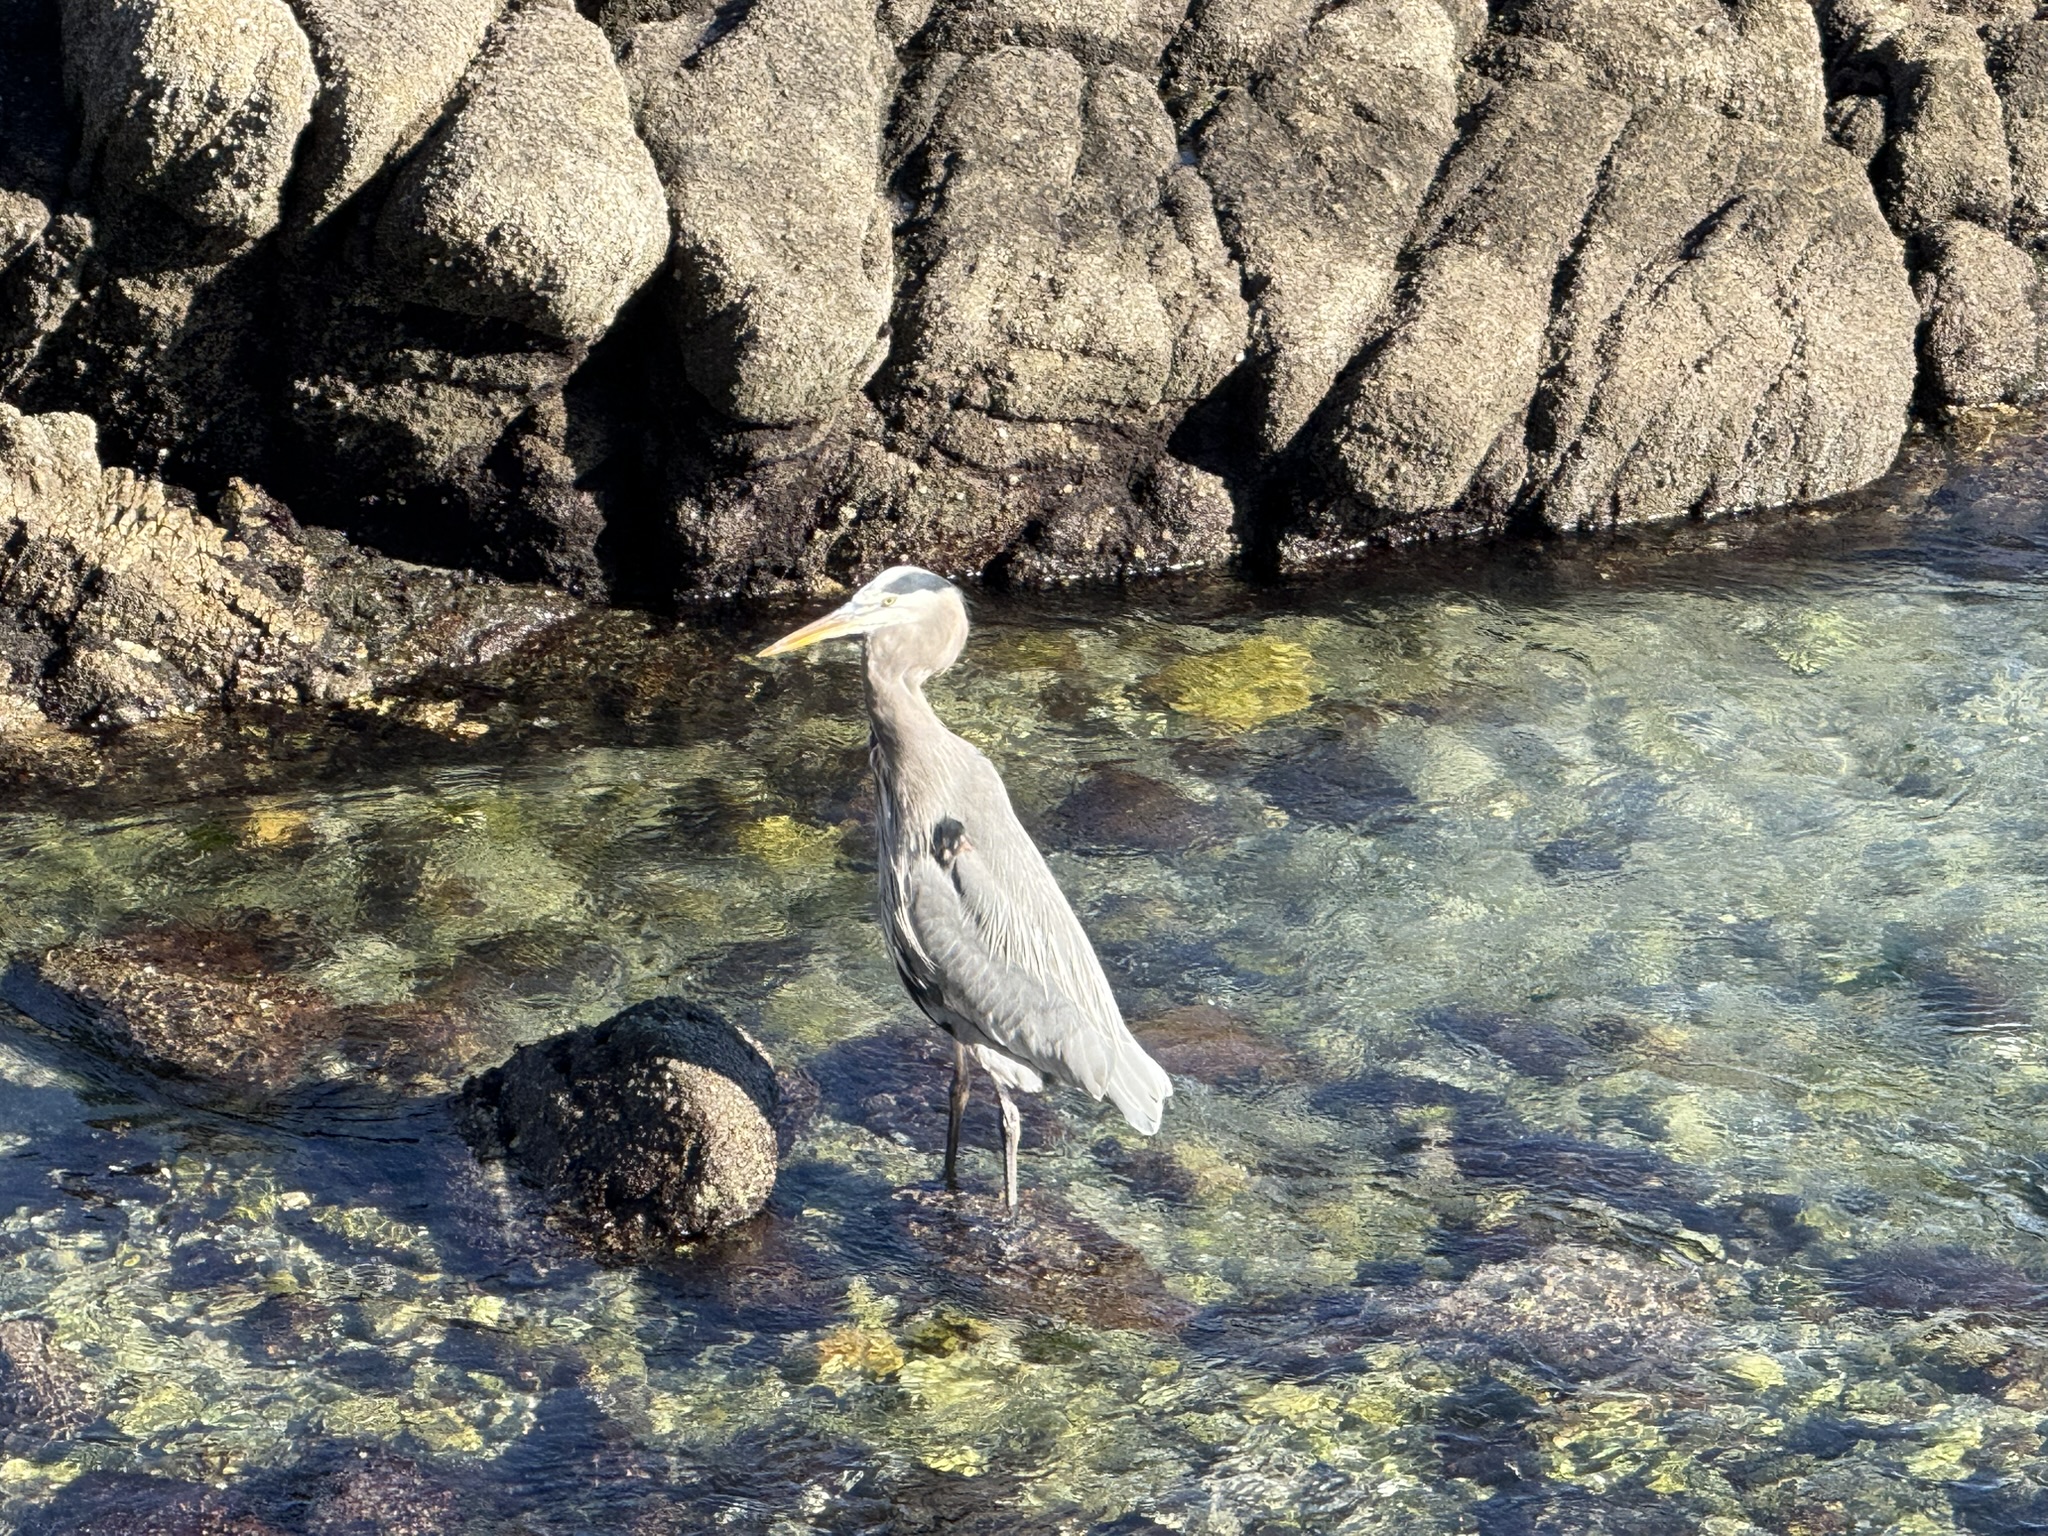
[901, 756, 1172, 1134]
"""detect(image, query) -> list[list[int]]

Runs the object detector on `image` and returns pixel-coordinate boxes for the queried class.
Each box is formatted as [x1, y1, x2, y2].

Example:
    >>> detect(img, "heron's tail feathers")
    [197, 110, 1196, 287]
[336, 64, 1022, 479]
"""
[1104, 1036, 1173, 1137]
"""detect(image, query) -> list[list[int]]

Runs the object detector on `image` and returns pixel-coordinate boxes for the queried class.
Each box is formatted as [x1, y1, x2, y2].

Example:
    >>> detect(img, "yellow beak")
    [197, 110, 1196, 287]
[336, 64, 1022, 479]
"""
[755, 606, 865, 659]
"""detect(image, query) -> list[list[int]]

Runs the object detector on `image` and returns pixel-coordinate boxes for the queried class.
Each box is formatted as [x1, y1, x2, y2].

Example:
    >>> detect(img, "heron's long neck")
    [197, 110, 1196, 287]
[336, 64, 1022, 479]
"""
[862, 660, 944, 772]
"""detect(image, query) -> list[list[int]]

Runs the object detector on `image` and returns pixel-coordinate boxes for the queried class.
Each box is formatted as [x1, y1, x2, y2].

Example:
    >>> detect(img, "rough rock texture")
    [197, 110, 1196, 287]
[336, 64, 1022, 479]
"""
[0, 0, 2038, 634]
[1169, 0, 1460, 454]
[458, 999, 783, 1253]
[0, 1318, 96, 1447]
[285, 0, 503, 232]
[1989, 20, 2048, 247]
[1915, 218, 2048, 406]
[0, 920, 483, 1092]
[890, 47, 1243, 426]
[630, 0, 895, 425]
[1874, 15, 2013, 236]
[60, 0, 318, 251]
[1818, 0, 2048, 410]
[0, 405, 574, 726]
[1316, 2, 1918, 537]
[376, 1, 667, 343]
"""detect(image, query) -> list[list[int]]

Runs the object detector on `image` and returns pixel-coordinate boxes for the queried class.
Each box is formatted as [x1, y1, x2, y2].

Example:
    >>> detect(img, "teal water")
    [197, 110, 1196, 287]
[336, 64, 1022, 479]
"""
[2, 422, 2048, 1531]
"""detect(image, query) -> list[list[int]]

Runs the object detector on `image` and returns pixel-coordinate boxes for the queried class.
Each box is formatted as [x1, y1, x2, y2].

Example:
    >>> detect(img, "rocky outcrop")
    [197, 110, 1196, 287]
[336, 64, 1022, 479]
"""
[60, 0, 318, 252]
[1314, 1, 1918, 538]
[0, 0, 2040, 639]
[1167, 0, 1462, 454]
[286, 0, 502, 233]
[1915, 218, 2048, 405]
[1817, 0, 2048, 411]
[457, 1000, 785, 1253]
[0, 404, 573, 726]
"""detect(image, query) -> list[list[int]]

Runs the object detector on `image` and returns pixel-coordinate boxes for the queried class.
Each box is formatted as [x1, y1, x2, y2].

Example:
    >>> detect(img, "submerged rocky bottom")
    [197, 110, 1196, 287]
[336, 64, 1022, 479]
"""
[3, 423, 2048, 1532]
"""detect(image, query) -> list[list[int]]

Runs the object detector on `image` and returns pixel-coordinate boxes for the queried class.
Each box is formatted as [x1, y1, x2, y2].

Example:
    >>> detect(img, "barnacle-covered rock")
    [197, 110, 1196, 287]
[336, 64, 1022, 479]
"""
[458, 999, 785, 1252]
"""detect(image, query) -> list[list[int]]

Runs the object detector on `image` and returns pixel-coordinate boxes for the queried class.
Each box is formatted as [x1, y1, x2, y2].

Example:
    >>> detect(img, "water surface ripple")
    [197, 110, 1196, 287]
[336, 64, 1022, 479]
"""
[4, 429, 2048, 1531]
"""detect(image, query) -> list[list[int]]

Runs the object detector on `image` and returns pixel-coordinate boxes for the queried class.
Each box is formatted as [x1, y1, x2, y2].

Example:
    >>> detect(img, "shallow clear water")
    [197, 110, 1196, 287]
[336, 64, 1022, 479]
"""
[6, 424, 2048, 1532]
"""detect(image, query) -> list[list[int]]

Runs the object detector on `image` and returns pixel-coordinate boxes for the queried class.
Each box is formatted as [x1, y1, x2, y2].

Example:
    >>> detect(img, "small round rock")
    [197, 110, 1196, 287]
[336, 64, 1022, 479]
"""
[458, 999, 781, 1254]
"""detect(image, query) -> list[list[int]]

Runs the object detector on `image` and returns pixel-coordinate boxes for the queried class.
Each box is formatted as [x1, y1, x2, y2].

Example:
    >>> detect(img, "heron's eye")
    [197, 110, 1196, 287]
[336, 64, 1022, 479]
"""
[882, 595, 898, 606]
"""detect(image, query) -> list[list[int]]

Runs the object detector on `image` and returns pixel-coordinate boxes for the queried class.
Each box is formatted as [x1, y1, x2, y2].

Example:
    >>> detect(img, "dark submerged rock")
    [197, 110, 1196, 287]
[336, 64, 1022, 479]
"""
[1, 921, 479, 1094]
[17, 1473, 286, 1536]
[810, 1024, 1060, 1156]
[1249, 738, 1416, 830]
[1132, 1003, 1298, 1088]
[458, 998, 783, 1254]
[890, 1187, 1193, 1332]
[1043, 766, 1236, 854]
[0, 1317, 95, 1445]
[1529, 836, 1626, 880]
[1423, 1004, 1598, 1084]
[1833, 1244, 2048, 1317]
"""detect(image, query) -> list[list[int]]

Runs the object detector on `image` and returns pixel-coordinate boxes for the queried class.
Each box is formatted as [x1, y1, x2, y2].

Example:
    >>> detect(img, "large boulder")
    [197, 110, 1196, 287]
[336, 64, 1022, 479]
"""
[1812, 0, 2047, 408]
[630, 0, 896, 426]
[458, 1000, 785, 1253]
[1314, 5, 1917, 534]
[1318, 73, 1633, 525]
[1493, 0, 1827, 134]
[1529, 112, 1918, 524]
[285, 0, 502, 232]
[889, 46, 1245, 427]
[1988, 20, 2048, 248]
[59, 0, 317, 250]
[1873, 15, 2014, 237]
[375, 0, 668, 344]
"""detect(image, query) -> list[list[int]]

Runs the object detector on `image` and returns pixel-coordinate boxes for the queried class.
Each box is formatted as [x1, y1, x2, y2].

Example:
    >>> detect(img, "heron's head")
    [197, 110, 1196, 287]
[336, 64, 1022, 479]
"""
[756, 566, 968, 677]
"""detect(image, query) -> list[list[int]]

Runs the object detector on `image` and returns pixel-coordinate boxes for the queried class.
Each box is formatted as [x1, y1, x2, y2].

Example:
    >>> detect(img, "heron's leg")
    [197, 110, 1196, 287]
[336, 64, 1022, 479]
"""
[943, 1037, 969, 1191]
[994, 1082, 1021, 1212]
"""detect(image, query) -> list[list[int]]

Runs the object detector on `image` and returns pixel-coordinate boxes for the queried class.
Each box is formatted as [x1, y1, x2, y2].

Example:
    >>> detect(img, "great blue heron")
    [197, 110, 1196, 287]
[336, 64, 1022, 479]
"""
[758, 566, 1173, 1207]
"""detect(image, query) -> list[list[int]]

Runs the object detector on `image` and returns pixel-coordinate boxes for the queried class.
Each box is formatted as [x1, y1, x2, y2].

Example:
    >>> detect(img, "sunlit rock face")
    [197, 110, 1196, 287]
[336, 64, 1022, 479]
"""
[0, 0, 2037, 630]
